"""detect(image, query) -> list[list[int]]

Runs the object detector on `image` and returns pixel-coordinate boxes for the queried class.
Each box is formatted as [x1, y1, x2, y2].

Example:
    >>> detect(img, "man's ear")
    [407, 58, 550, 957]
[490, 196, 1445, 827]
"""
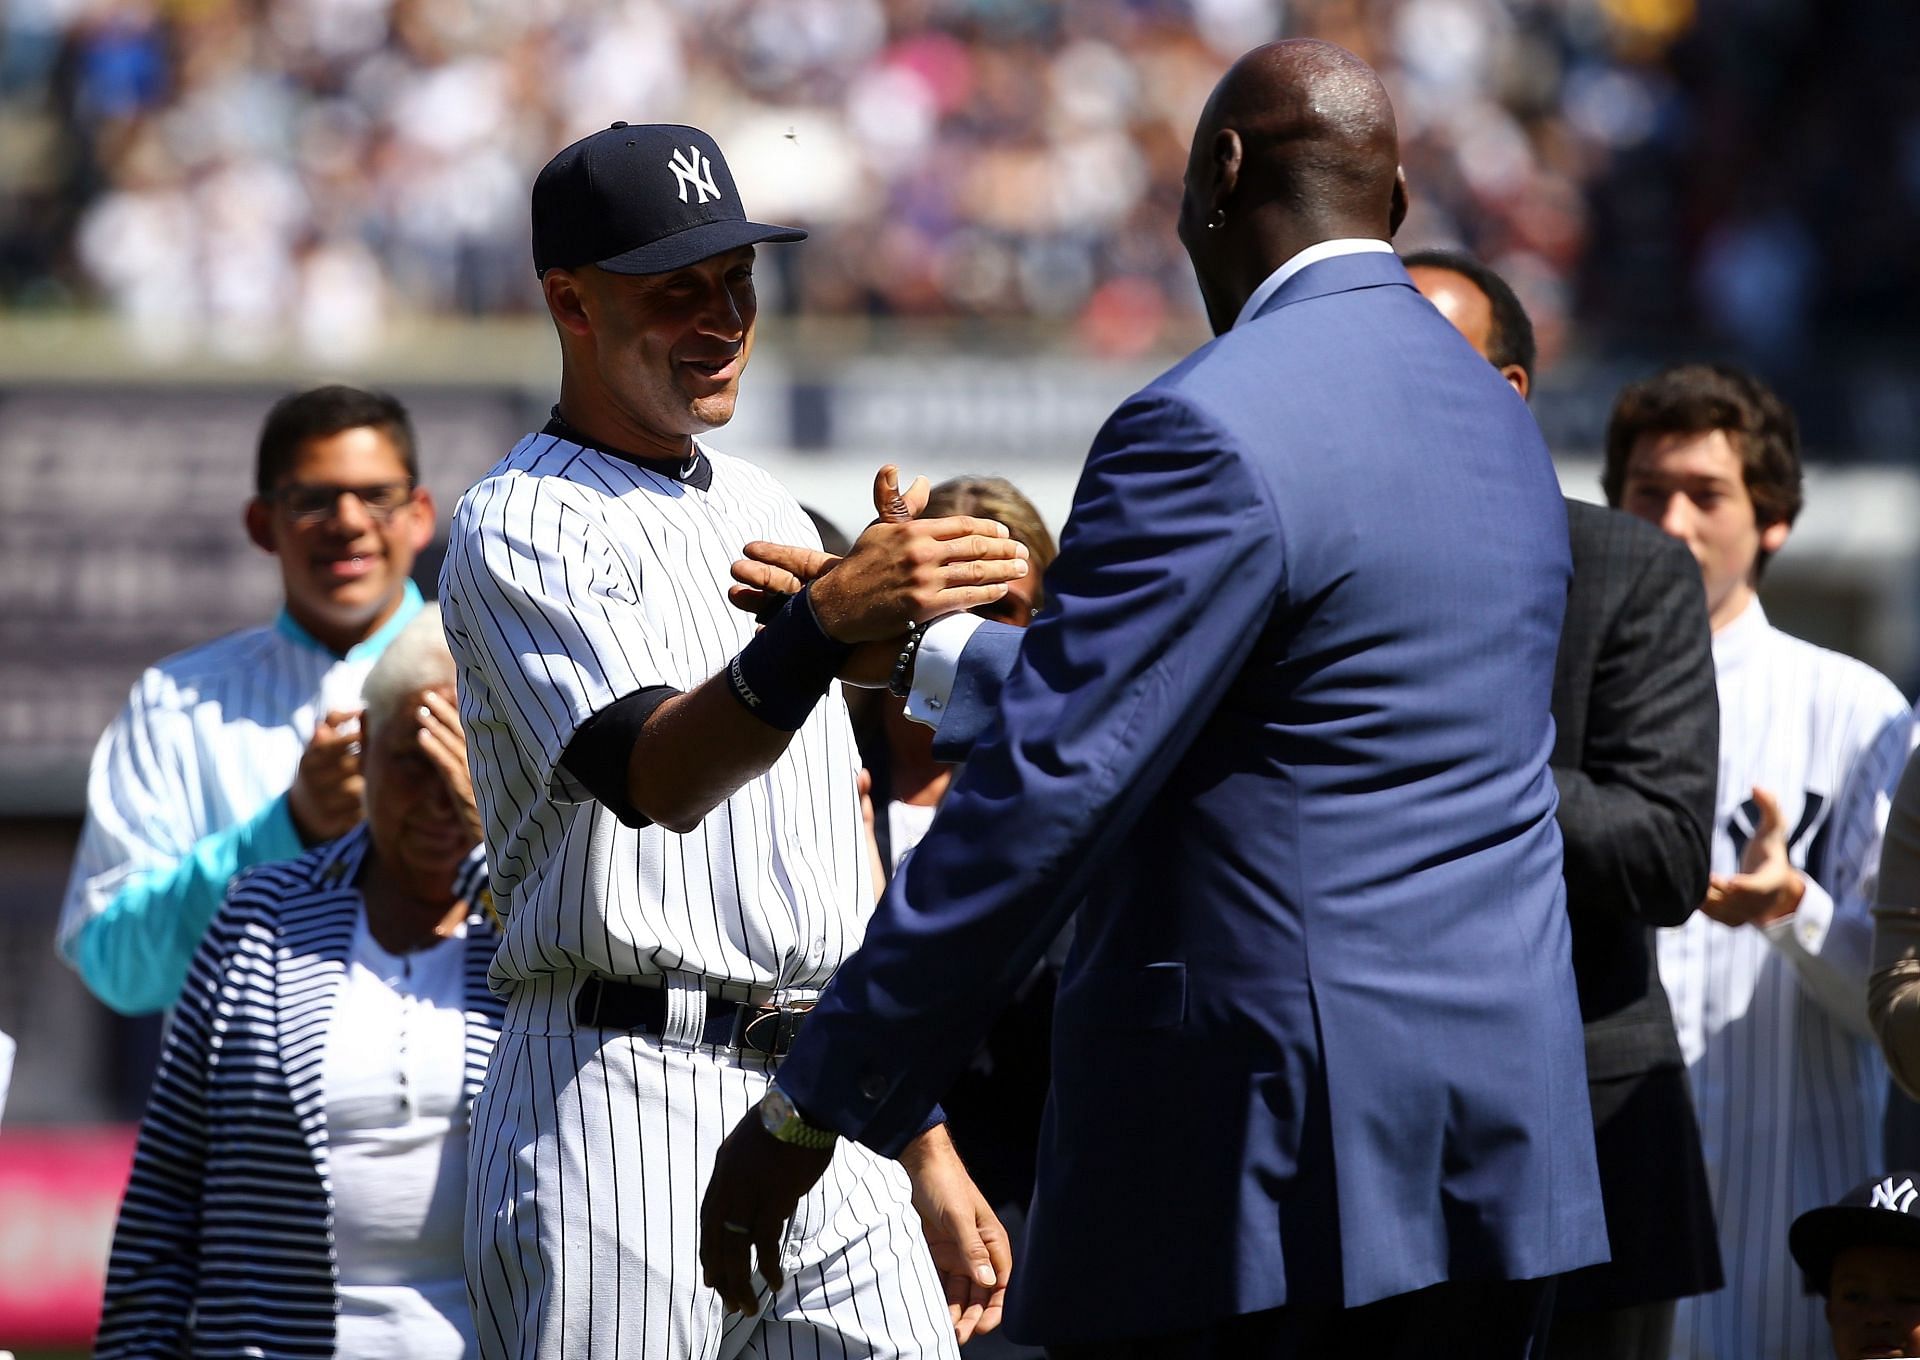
[408, 487, 437, 552]
[1390, 166, 1410, 237]
[1500, 364, 1531, 401]
[543, 268, 593, 338]
[1760, 517, 1791, 556]
[1211, 128, 1243, 219]
[244, 498, 276, 554]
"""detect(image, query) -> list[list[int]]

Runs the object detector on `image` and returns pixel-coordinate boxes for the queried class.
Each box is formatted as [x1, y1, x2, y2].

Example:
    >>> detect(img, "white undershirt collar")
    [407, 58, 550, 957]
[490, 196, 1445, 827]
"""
[1231, 238, 1396, 332]
[1711, 594, 1769, 675]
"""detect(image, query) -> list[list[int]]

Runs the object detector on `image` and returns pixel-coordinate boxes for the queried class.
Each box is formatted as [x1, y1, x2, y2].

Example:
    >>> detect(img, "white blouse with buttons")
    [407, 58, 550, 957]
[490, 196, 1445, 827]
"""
[323, 909, 474, 1360]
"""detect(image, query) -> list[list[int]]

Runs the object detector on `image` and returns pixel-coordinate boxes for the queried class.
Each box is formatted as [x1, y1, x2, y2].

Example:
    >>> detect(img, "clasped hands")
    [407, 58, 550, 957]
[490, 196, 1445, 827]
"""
[1701, 784, 1807, 928]
[728, 465, 1028, 686]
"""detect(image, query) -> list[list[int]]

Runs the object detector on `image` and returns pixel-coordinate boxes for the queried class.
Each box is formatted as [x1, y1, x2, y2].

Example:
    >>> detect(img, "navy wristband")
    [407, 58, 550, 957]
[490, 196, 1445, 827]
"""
[727, 586, 853, 731]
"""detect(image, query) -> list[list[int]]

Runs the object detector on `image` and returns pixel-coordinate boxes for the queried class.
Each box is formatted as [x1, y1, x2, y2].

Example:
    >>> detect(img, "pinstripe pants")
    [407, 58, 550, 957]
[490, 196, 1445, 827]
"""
[465, 986, 959, 1360]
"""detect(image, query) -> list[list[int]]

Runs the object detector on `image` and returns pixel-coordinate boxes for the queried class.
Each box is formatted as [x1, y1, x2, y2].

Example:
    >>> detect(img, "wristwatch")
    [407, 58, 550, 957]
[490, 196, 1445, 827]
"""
[759, 1084, 838, 1150]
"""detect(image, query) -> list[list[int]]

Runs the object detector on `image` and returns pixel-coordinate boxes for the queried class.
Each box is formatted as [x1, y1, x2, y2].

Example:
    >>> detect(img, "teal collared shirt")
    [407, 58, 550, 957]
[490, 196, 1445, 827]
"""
[273, 581, 424, 661]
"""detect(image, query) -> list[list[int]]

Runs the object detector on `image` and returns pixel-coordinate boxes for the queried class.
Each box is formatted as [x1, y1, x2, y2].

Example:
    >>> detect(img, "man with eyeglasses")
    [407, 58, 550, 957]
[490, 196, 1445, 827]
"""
[57, 384, 436, 1014]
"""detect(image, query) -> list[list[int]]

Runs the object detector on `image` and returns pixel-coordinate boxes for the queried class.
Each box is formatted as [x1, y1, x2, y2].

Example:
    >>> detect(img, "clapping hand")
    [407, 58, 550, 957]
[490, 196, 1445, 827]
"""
[289, 708, 366, 844]
[1702, 786, 1806, 927]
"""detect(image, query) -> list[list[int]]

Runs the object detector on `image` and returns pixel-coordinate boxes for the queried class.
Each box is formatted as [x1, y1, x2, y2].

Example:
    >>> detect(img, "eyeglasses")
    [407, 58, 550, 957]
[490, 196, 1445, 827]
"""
[270, 479, 418, 524]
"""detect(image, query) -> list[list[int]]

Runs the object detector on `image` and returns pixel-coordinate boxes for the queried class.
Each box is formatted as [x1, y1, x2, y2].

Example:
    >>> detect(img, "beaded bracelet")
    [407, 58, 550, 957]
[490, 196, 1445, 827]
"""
[888, 623, 928, 699]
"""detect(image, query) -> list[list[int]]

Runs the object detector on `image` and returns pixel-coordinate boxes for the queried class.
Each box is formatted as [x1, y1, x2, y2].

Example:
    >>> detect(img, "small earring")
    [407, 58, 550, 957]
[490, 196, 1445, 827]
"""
[1206, 208, 1226, 230]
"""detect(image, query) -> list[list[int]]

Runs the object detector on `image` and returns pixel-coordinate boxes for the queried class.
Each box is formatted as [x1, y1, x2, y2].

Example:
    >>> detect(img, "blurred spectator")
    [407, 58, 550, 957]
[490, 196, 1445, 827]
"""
[57, 384, 435, 1015]
[3, 0, 1915, 358]
[93, 606, 503, 1360]
[850, 473, 1057, 1360]
[859, 474, 1054, 873]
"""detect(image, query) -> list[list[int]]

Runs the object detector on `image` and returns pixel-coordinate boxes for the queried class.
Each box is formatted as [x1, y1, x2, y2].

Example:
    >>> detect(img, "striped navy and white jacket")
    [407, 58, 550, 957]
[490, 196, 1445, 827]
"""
[94, 825, 503, 1359]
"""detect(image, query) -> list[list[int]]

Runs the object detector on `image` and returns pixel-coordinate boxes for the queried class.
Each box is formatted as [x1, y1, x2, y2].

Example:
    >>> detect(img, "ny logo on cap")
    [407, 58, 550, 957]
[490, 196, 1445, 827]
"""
[1871, 1176, 1917, 1213]
[670, 146, 722, 205]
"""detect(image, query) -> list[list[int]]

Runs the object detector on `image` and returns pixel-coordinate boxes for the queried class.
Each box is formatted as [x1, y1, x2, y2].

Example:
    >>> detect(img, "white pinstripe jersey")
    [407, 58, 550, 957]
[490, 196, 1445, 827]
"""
[1662, 599, 1914, 1360]
[439, 432, 868, 1002]
[58, 616, 400, 953]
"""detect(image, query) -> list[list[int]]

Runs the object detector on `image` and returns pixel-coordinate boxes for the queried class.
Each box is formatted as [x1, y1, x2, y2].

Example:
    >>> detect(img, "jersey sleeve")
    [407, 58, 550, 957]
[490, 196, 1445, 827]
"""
[70, 797, 302, 1015]
[441, 471, 669, 801]
[58, 672, 196, 955]
[1766, 700, 1916, 1035]
[57, 674, 305, 1014]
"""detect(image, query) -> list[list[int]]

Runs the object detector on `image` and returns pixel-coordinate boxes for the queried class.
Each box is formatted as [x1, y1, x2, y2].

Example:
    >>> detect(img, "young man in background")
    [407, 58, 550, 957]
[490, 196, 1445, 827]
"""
[58, 385, 434, 1014]
[1608, 363, 1913, 1360]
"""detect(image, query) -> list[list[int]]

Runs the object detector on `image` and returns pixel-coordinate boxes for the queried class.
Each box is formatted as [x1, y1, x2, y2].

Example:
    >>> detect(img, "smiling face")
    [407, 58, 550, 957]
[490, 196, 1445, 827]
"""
[1827, 1243, 1920, 1359]
[548, 247, 758, 459]
[1616, 427, 1789, 632]
[363, 683, 472, 896]
[245, 425, 434, 655]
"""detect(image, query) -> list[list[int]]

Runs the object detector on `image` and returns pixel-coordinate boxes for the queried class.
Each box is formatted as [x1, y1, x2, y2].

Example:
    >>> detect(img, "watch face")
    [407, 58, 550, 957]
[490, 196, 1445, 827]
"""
[760, 1086, 796, 1134]
[759, 1085, 836, 1148]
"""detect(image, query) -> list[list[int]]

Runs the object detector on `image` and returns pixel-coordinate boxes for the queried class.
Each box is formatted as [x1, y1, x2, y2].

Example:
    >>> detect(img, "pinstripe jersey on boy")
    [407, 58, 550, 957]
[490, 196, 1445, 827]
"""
[1663, 599, 1913, 1360]
[441, 428, 954, 1359]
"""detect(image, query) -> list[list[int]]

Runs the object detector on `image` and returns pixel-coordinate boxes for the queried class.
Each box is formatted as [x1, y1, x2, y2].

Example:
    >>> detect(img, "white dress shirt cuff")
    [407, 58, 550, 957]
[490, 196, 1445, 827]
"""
[1764, 879, 1873, 1037]
[904, 614, 985, 731]
[1765, 877, 1835, 958]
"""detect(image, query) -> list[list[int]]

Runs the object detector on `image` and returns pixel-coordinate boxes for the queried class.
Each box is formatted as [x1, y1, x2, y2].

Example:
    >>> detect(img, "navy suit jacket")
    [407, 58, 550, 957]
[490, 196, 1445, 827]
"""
[776, 252, 1607, 1342]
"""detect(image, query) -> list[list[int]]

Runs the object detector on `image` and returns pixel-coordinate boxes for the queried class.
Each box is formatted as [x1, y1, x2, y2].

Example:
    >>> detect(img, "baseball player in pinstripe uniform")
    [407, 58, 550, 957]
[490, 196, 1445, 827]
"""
[1607, 364, 1915, 1360]
[59, 385, 436, 1015]
[441, 123, 1029, 1359]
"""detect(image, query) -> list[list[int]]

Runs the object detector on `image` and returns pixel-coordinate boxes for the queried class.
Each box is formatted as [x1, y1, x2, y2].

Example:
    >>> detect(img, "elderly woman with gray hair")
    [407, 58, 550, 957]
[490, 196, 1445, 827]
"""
[95, 604, 502, 1360]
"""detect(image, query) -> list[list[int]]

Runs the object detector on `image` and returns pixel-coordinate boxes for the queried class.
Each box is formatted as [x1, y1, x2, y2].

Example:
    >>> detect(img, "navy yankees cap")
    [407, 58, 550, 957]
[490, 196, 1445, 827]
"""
[531, 122, 806, 277]
[1790, 1170, 1920, 1293]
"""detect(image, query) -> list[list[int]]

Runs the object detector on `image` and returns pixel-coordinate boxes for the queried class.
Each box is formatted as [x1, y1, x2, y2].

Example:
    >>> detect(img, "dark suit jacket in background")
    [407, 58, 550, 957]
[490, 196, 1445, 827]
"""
[775, 251, 1608, 1345]
[1550, 500, 1723, 1310]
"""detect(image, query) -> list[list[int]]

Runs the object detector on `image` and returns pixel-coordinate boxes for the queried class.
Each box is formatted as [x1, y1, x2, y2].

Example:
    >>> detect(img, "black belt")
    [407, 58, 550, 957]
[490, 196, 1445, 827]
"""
[573, 976, 809, 1057]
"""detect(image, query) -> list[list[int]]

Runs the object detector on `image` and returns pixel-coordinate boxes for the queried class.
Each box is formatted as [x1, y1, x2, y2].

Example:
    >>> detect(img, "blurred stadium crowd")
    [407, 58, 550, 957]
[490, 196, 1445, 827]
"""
[1, 0, 1914, 362]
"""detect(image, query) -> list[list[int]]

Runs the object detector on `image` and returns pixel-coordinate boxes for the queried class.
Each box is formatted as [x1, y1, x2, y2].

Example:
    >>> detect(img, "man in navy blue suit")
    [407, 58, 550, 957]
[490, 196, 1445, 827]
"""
[701, 39, 1607, 1357]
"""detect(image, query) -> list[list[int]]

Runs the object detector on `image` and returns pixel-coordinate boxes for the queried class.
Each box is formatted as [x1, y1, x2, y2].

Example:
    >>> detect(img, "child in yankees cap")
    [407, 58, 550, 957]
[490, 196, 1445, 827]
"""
[1791, 1171, 1920, 1359]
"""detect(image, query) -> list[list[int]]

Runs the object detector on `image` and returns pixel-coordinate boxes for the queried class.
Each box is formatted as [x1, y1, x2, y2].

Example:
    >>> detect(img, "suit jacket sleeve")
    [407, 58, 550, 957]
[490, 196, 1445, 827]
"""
[927, 622, 1023, 763]
[1553, 528, 1716, 927]
[776, 390, 1286, 1154]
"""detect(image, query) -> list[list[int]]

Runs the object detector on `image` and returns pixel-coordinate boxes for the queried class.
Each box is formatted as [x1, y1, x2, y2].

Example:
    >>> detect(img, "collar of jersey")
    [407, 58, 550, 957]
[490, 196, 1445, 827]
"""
[542, 407, 714, 492]
[1711, 594, 1769, 676]
[274, 579, 425, 662]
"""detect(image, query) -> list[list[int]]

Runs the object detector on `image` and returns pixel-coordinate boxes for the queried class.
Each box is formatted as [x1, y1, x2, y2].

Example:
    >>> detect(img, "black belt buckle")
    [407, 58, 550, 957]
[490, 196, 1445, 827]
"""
[740, 1002, 811, 1057]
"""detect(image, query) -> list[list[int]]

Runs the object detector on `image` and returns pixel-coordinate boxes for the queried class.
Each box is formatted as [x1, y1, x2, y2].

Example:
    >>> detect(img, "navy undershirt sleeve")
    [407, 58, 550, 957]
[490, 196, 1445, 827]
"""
[559, 685, 681, 828]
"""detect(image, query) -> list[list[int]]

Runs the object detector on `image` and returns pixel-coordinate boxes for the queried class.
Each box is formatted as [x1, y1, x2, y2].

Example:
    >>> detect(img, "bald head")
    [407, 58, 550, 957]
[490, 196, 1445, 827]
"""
[1179, 40, 1406, 334]
[1210, 41, 1400, 202]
